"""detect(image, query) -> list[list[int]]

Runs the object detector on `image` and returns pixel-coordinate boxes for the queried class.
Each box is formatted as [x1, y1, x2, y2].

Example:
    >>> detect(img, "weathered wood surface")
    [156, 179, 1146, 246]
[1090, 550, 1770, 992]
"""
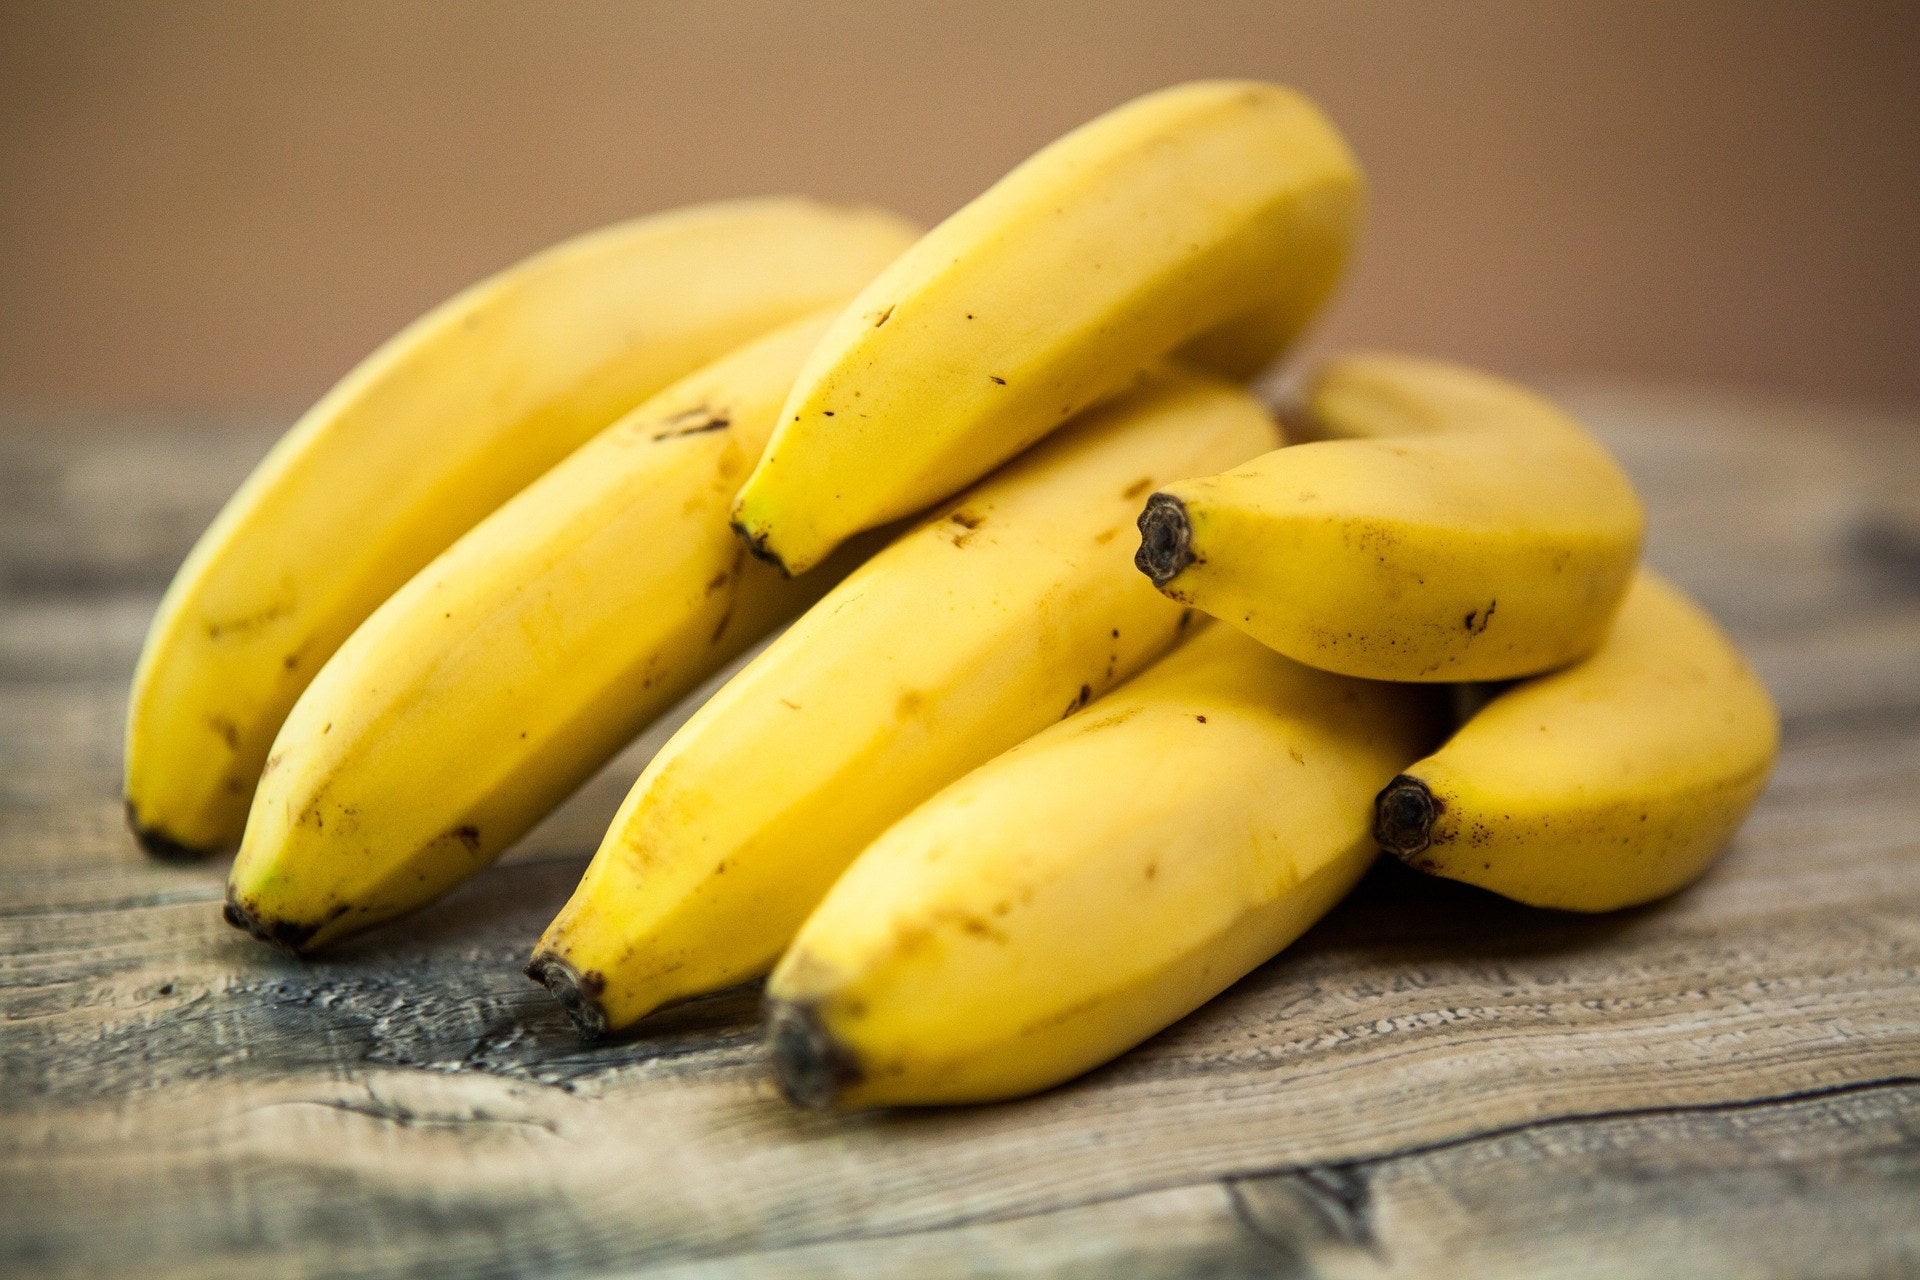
[2, 386, 1918, 1278]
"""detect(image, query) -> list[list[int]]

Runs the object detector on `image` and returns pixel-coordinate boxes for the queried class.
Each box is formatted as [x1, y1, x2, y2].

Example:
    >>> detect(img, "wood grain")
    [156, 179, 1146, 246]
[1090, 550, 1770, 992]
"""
[2, 385, 1917, 1278]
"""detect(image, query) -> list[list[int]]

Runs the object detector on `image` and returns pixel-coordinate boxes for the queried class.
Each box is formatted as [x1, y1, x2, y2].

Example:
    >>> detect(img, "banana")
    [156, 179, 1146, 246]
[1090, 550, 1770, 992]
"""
[1136, 353, 1645, 681]
[730, 80, 1361, 574]
[1374, 571, 1780, 911]
[530, 368, 1281, 1036]
[125, 198, 918, 858]
[765, 624, 1444, 1108]
[223, 314, 870, 953]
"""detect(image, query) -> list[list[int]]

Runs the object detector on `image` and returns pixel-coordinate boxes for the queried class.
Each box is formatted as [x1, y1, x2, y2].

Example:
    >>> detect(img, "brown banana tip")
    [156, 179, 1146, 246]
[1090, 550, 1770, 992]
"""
[1134, 493, 1195, 587]
[526, 954, 610, 1042]
[1374, 775, 1440, 860]
[765, 998, 862, 1110]
[220, 886, 324, 956]
[125, 800, 218, 863]
[729, 517, 795, 578]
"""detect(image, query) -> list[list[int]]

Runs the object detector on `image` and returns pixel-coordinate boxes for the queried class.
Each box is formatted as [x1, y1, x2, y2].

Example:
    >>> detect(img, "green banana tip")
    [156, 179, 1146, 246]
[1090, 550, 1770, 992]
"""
[1134, 493, 1195, 587]
[525, 954, 610, 1043]
[1374, 775, 1440, 861]
[124, 800, 219, 863]
[765, 998, 862, 1110]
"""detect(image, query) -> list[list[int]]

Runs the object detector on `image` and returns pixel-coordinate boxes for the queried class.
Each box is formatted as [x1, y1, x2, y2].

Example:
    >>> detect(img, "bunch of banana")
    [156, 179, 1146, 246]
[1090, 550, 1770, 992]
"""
[128, 78, 1780, 1114]
[531, 368, 1278, 1036]
[127, 199, 920, 858]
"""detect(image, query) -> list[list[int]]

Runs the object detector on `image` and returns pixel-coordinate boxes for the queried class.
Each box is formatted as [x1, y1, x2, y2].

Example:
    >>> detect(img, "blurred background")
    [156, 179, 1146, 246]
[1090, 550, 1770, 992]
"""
[3, 0, 1916, 412]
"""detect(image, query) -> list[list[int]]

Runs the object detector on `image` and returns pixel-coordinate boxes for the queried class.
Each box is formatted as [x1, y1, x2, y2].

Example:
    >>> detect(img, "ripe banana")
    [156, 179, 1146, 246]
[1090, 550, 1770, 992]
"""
[730, 80, 1361, 574]
[125, 198, 918, 858]
[530, 368, 1281, 1036]
[1374, 571, 1780, 911]
[224, 314, 868, 953]
[1137, 353, 1645, 681]
[765, 623, 1444, 1108]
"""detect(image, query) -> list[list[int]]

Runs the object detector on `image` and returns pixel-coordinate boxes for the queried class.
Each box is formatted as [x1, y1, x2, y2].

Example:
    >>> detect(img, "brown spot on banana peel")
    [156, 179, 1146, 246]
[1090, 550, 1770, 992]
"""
[1135, 493, 1196, 587]
[766, 998, 863, 1109]
[650, 405, 731, 440]
[1374, 775, 1443, 865]
[526, 954, 610, 1042]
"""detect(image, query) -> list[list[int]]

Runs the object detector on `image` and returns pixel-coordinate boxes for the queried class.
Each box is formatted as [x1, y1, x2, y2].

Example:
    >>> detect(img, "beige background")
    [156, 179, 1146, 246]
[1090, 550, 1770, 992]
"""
[3, 1, 1916, 410]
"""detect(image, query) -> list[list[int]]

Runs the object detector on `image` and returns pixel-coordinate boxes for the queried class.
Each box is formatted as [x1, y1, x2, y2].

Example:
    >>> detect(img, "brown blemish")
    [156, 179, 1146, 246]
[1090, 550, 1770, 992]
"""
[946, 510, 984, 547]
[732, 518, 794, 577]
[1122, 477, 1153, 500]
[1144, 861, 1158, 880]
[449, 825, 481, 854]
[209, 716, 240, 752]
[651, 405, 731, 440]
[1063, 683, 1093, 717]
[1194, 714, 1207, 724]
[988, 375, 1007, 385]
[873, 304, 893, 327]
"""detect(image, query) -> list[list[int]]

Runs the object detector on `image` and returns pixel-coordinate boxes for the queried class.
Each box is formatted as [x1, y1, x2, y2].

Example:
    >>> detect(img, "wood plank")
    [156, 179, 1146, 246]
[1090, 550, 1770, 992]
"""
[2, 385, 1917, 1277]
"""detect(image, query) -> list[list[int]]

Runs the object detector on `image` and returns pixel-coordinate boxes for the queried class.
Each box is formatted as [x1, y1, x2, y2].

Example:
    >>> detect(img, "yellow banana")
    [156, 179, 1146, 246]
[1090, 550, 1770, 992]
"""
[126, 199, 918, 858]
[1137, 353, 1645, 681]
[530, 368, 1280, 1036]
[224, 315, 867, 953]
[1374, 571, 1780, 911]
[765, 624, 1443, 1108]
[731, 80, 1361, 574]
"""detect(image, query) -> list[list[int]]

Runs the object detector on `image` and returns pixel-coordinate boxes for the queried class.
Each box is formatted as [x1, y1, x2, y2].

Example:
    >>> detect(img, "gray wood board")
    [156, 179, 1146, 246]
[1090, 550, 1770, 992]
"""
[2, 384, 1918, 1278]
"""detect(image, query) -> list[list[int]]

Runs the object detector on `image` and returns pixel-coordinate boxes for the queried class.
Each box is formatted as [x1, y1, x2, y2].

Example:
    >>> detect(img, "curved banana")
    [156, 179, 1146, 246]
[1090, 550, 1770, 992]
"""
[126, 199, 918, 858]
[765, 624, 1443, 1108]
[1374, 571, 1780, 911]
[530, 368, 1280, 1036]
[730, 80, 1361, 574]
[224, 315, 866, 953]
[1136, 353, 1645, 681]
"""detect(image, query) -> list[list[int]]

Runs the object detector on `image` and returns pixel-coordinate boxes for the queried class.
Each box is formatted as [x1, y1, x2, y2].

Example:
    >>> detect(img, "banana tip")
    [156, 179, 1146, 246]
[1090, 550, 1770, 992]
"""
[221, 886, 327, 956]
[765, 998, 862, 1109]
[1135, 493, 1195, 587]
[1374, 774, 1439, 860]
[526, 954, 610, 1042]
[125, 800, 217, 863]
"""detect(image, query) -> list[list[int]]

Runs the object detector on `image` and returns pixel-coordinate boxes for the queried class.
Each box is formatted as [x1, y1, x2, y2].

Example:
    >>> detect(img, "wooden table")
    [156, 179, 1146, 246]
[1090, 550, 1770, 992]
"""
[4, 385, 1917, 1278]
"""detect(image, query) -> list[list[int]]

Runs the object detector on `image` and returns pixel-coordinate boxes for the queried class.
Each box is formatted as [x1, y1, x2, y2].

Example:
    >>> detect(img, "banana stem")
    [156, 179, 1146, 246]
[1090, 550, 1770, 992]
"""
[1373, 775, 1440, 860]
[525, 955, 611, 1042]
[1134, 493, 1196, 586]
